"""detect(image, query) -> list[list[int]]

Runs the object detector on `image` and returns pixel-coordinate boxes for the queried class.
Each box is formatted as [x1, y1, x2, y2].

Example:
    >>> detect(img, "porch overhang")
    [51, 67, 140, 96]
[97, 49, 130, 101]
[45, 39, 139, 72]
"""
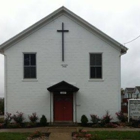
[47, 81, 79, 92]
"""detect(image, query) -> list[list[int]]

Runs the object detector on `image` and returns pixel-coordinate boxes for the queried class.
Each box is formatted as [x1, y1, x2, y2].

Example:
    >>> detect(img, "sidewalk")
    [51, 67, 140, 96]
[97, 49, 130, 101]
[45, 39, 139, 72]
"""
[0, 126, 140, 132]
[48, 127, 77, 140]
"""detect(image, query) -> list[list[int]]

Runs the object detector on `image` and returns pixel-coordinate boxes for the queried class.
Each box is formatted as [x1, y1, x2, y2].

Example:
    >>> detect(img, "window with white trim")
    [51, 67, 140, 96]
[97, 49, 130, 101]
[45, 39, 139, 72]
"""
[90, 53, 102, 79]
[24, 53, 36, 79]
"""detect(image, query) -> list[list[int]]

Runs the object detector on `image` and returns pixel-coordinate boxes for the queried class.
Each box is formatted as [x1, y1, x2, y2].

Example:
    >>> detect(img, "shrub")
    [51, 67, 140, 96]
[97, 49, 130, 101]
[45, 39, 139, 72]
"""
[0, 98, 4, 115]
[72, 129, 92, 140]
[90, 114, 100, 124]
[116, 111, 127, 122]
[28, 112, 38, 123]
[12, 111, 24, 124]
[29, 131, 42, 138]
[4, 112, 12, 125]
[101, 111, 112, 125]
[81, 115, 88, 126]
[28, 131, 50, 139]
[40, 115, 47, 126]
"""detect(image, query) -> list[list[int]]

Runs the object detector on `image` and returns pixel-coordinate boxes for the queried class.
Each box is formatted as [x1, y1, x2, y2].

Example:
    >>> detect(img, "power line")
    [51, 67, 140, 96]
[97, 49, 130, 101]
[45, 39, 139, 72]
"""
[124, 35, 140, 45]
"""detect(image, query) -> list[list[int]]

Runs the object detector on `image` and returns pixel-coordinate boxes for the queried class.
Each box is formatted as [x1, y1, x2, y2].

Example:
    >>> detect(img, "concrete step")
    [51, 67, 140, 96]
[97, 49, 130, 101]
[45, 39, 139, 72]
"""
[50, 122, 79, 127]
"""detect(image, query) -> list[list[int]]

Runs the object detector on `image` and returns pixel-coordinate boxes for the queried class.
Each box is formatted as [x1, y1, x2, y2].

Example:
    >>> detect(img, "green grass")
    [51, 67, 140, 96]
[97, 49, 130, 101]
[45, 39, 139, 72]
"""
[1, 131, 140, 140]
[89, 131, 140, 140]
[0, 133, 30, 140]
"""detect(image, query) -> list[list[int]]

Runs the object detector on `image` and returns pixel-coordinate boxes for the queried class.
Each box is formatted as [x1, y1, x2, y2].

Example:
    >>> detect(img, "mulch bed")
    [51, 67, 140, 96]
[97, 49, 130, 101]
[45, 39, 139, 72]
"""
[27, 132, 50, 140]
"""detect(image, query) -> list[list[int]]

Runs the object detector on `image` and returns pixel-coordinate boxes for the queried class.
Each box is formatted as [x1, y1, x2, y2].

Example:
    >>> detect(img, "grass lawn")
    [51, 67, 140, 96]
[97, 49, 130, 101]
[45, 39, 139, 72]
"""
[0, 131, 140, 140]
[89, 131, 140, 140]
[0, 132, 29, 140]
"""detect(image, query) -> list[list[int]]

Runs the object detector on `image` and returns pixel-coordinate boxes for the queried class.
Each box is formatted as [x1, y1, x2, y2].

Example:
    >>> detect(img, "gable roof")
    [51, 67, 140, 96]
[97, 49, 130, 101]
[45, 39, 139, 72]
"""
[0, 6, 128, 54]
[125, 88, 134, 93]
[47, 81, 79, 92]
[135, 86, 140, 92]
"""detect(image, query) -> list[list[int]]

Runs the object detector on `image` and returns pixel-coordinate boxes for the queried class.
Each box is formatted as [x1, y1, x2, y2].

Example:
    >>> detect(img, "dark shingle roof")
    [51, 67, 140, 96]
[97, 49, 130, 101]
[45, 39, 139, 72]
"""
[125, 88, 134, 93]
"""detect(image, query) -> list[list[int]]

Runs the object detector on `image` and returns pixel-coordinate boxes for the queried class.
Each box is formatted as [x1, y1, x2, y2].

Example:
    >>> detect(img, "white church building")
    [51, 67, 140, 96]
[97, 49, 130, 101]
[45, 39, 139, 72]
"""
[0, 7, 127, 123]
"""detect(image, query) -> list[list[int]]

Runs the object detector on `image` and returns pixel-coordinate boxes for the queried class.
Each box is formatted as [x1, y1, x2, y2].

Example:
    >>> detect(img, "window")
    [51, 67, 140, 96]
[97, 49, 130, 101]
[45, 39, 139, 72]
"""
[128, 93, 132, 98]
[24, 53, 36, 78]
[90, 53, 102, 79]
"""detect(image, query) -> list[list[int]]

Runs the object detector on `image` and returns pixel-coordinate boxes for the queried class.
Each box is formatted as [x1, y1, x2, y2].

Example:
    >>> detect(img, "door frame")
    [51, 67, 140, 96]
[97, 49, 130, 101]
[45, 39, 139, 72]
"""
[53, 93, 73, 122]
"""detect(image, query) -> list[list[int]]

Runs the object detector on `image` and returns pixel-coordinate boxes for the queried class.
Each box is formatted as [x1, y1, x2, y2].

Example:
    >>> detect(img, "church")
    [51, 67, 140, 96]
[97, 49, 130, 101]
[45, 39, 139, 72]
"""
[0, 7, 127, 123]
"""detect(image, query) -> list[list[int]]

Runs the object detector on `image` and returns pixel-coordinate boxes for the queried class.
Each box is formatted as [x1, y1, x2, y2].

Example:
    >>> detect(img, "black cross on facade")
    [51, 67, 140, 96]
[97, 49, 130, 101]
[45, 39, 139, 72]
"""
[57, 22, 69, 61]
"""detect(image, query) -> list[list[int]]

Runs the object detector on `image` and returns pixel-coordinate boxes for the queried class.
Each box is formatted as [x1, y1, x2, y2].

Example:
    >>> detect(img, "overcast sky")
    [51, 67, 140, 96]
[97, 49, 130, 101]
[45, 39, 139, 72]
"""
[0, 0, 140, 97]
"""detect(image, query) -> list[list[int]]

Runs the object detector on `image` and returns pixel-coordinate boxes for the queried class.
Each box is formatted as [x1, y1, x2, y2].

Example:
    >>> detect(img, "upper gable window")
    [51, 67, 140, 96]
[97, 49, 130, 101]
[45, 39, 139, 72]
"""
[24, 53, 36, 79]
[90, 53, 102, 79]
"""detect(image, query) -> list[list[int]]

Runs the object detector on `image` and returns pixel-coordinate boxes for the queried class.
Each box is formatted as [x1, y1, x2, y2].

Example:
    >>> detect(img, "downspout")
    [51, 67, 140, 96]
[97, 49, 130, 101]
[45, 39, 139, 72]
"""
[119, 53, 121, 112]
[4, 54, 7, 115]
[0, 50, 7, 116]
[50, 92, 51, 124]
[75, 92, 77, 123]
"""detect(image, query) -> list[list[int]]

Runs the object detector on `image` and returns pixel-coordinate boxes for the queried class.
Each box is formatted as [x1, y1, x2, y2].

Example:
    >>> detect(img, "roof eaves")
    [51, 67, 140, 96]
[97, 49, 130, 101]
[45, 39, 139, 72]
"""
[62, 7, 128, 54]
[0, 6, 128, 54]
[0, 49, 4, 54]
[0, 6, 65, 50]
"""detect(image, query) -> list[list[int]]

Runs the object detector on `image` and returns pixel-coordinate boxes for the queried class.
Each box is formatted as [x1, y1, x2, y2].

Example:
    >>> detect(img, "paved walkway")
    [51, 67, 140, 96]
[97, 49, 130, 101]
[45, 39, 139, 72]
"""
[0, 127, 140, 140]
[48, 128, 76, 140]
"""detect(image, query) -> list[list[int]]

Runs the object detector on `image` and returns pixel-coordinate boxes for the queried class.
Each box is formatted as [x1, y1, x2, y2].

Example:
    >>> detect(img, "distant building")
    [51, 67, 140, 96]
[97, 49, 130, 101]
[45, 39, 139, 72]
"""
[122, 88, 134, 113]
[122, 87, 140, 113]
[133, 86, 140, 99]
[123, 88, 135, 99]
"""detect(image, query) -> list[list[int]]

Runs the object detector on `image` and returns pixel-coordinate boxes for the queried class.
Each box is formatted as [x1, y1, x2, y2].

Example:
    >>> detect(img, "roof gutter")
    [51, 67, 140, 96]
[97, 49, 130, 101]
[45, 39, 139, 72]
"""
[0, 48, 4, 54]
[120, 45, 128, 55]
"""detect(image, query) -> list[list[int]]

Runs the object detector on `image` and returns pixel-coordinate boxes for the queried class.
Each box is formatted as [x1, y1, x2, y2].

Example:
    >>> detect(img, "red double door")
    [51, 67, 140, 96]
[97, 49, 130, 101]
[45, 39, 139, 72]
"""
[54, 94, 73, 122]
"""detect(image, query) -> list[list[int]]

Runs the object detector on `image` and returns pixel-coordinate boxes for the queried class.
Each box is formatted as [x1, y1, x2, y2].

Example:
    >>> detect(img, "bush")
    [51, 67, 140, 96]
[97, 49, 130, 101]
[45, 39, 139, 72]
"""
[29, 131, 50, 139]
[116, 111, 127, 122]
[29, 131, 42, 139]
[101, 111, 112, 125]
[12, 111, 24, 124]
[28, 112, 38, 123]
[0, 98, 4, 115]
[4, 112, 12, 125]
[81, 115, 88, 126]
[90, 114, 100, 124]
[40, 115, 47, 126]
[72, 129, 92, 139]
